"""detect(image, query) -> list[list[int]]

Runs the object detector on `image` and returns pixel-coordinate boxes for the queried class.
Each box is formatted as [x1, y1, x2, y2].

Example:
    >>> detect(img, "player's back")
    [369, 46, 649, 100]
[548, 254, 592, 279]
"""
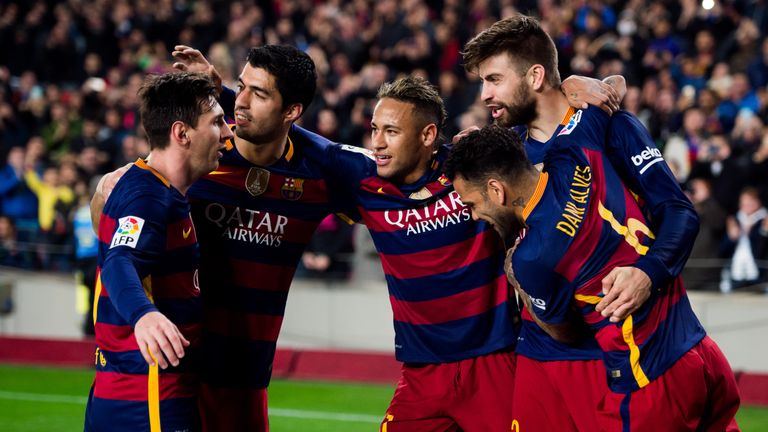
[88, 160, 201, 431]
[516, 108, 706, 392]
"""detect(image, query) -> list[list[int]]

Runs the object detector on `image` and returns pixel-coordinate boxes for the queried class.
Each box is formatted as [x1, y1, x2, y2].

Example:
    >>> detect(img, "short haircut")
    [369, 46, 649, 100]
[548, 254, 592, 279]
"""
[246, 45, 317, 114]
[445, 125, 533, 186]
[462, 15, 561, 88]
[376, 75, 447, 142]
[138, 72, 217, 150]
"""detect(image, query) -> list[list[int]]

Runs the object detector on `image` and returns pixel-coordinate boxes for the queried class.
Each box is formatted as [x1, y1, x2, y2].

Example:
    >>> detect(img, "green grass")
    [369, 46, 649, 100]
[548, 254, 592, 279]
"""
[0, 364, 766, 431]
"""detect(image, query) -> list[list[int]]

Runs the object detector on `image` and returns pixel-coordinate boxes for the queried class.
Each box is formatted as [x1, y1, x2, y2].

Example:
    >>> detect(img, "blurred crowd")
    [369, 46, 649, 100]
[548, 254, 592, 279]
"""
[0, 0, 767, 290]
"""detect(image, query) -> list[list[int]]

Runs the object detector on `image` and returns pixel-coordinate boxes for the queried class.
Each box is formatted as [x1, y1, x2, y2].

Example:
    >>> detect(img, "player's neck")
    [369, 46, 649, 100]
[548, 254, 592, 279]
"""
[234, 131, 289, 167]
[145, 150, 195, 195]
[527, 89, 571, 142]
[510, 170, 541, 224]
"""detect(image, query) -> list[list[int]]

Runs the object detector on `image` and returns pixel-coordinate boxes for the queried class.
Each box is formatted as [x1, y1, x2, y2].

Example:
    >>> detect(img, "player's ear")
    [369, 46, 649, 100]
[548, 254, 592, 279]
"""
[171, 121, 191, 147]
[528, 64, 546, 91]
[487, 178, 505, 205]
[421, 123, 438, 149]
[284, 103, 303, 123]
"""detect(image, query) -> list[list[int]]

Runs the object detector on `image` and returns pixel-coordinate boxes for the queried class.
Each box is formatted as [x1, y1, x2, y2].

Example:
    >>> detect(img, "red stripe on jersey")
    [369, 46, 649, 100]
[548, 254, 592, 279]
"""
[98, 215, 117, 245]
[359, 176, 406, 197]
[629, 280, 685, 346]
[205, 307, 283, 342]
[203, 166, 329, 204]
[166, 217, 196, 249]
[93, 370, 197, 401]
[151, 271, 200, 299]
[390, 275, 510, 325]
[96, 322, 137, 352]
[379, 230, 500, 279]
[229, 259, 295, 292]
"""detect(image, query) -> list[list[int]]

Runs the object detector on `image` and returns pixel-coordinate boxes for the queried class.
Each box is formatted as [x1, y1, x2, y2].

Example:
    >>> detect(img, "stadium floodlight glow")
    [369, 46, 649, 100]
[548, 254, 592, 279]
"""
[702, 0, 715, 10]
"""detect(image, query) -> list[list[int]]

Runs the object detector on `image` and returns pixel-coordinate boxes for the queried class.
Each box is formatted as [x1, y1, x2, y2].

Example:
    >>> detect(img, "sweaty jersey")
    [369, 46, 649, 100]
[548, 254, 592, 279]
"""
[188, 124, 348, 390]
[515, 106, 699, 362]
[86, 159, 201, 432]
[513, 107, 705, 392]
[303, 127, 518, 364]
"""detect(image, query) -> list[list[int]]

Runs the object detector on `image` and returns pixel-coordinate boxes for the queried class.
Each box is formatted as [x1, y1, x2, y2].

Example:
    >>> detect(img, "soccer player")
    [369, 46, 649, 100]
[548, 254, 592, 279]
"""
[93, 45, 620, 431]
[84, 72, 232, 432]
[460, 15, 702, 430]
[445, 123, 740, 431]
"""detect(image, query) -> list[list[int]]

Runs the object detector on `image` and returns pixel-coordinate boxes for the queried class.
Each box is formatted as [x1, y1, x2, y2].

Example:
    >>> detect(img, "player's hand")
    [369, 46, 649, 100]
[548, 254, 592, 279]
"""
[90, 163, 132, 233]
[596, 266, 651, 322]
[171, 45, 222, 94]
[561, 75, 621, 115]
[134, 311, 190, 369]
[452, 126, 480, 144]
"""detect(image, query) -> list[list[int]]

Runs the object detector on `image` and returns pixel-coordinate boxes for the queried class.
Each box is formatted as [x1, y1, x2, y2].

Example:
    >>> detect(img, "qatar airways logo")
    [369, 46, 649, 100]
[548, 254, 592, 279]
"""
[204, 203, 287, 247]
[383, 190, 471, 236]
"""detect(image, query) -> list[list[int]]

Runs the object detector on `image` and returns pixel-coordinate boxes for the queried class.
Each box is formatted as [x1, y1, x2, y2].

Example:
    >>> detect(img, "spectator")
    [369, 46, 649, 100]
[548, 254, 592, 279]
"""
[683, 177, 727, 291]
[0, 215, 21, 267]
[720, 187, 768, 291]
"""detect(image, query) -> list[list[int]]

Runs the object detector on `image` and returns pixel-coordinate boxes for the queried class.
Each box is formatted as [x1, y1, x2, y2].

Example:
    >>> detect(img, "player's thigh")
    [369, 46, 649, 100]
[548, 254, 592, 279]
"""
[380, 414, 460, 432]
[199, 384, 268, 432]
[696, 336, 741, 432]
[453, 351, 516, 432]
[598, 347, 708, 431]
[512, 356, 579, 432]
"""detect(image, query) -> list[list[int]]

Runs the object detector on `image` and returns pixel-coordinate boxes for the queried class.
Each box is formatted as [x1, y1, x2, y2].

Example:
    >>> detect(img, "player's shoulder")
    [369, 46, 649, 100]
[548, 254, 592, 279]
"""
[108, 165, 176, 214]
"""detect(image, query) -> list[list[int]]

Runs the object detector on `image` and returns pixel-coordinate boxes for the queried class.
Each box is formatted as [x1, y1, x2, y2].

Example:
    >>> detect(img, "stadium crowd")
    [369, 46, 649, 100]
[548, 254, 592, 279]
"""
[0, 0, 767, 290]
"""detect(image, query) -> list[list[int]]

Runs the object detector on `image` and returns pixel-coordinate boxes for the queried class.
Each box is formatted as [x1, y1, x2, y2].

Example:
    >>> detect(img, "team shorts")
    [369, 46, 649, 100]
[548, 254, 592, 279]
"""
[199, 384, 268, 432]
[380, 349, 516, 432]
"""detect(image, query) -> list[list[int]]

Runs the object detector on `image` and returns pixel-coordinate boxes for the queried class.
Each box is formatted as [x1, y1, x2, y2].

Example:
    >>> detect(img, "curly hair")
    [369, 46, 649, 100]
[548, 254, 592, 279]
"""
[246, 45, 317, 113]
[445, 125, 534, 185]
[462, 15, 561, 88]
[139, 72, 217, 150]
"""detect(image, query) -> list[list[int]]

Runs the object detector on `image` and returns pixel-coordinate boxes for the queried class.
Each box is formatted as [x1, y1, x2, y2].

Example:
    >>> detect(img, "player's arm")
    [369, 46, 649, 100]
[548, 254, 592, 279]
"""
[561, 75, 626, 114]
[171, 45, 236, 118]
[100, 195, 189, 369]
[596, 112, 700, 322]
[90, 164, 132, 233]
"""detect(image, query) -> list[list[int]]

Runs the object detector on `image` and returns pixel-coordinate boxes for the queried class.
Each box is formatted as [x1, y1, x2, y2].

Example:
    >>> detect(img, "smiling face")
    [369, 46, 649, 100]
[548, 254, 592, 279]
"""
[187, 99, 233, 177]
[370, 97, 436, 185]
[452, 174, 518, 239]
[233, 64, 288, 144]
[477, 53, 538, 128]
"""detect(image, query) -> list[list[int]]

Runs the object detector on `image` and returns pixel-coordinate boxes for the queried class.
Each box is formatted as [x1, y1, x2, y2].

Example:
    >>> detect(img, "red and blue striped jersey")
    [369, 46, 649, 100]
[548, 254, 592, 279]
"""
[320, 139, 517, 364]
[515, 106, 699, 362]
[86, 159, 201, 431]
[513, 107, 705, 392]
[187, 124, 350, 390]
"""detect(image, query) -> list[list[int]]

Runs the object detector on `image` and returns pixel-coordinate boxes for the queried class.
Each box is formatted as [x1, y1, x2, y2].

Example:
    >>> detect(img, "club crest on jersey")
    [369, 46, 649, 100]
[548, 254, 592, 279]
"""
[437, 174, 451, 186]
[281, 177, 304, 201]
[245, 167, 270, 196]
[557, 109, 582, 136]
[110, 216, 145, 249]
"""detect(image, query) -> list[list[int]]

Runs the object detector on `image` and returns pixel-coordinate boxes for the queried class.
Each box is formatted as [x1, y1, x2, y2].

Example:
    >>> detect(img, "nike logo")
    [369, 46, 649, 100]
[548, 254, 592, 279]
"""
[182, 227, 192, 239]
[208, 171, 232, 175]
[377, 187, 384, 194]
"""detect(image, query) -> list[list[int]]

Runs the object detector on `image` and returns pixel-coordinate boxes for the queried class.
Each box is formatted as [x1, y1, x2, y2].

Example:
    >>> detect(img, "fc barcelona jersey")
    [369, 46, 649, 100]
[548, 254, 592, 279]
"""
[514, 107, 705, 392]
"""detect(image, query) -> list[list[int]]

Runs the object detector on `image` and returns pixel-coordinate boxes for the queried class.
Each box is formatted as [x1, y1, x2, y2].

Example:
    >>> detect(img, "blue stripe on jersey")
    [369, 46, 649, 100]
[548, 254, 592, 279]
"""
[393, 302, 517, 363]
[385, 255, 505, 302]
[153, 298, 203, 325]
[85, 396, 199, 432]
[98, 349, 200, 375]
[366, 217, 487, 255]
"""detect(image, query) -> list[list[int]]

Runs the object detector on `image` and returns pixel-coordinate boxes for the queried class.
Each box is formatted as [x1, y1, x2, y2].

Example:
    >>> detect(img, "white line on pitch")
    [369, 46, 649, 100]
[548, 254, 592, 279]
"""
[0, 391, 381, 423]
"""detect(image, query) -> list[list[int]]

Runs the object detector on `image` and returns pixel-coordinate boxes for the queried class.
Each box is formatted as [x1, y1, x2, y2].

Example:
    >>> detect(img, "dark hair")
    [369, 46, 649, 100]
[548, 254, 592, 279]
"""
[376, 75, 447, 142]
[246, 45, 317, 114]
[445, 125, 533, 185]
[462, 15, 561, 87]
[138, 72, 217, 150]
